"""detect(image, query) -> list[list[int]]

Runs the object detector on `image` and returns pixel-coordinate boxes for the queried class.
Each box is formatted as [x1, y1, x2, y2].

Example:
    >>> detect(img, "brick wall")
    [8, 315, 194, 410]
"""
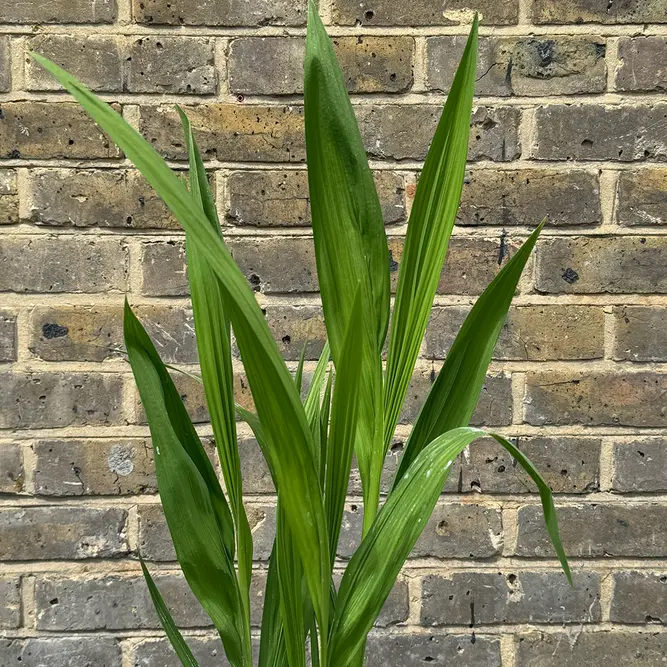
[1, 0, 667, 665]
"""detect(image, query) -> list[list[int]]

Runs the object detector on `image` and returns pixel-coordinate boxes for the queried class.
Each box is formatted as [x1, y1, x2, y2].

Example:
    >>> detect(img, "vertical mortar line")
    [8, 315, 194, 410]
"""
[499, 633, 517, 667]
[216, 168, 229, 226]
[121, 638, 137, 667]
[9, 35, 26, 93]
[517, 0, 533, 27]
[602, 306, 616, 362]
[215, 37, 230, 101]
[127, 502, 139, 554]
[517, 106, 536, 163]
[605, 36, 620, 94]
[14, 305, 33, 363]
[16, 166, 30, 221]
[598, 566, 614, 623]
[22, 438, 37, 495]
[598, 436, 615, 493]
[412, 36, 428, 94]
[122, 370, 139, 428]
[126, 234, 144, 296]
[598, 169, 619, 229]
[405, 569, 423, 626]
[510, 371, 526, 427]
[122, 103, 141, 132]
[116, 0, 134, 25]
[320, 0, 335, 25]
[501, 505, 519, 559]
[21, 574, 36, 630]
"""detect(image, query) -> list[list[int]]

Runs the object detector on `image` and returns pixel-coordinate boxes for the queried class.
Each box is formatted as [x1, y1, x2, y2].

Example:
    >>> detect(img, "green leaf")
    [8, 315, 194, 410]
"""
[394, 222, 544, 484]
[177, 107, 253, 662]
[140, 559, 199, 667]
[32, 52, 331, 644]
[383, 17, 478, 454]
[259, 546, 288, 667]
[124, 301, 245, 666]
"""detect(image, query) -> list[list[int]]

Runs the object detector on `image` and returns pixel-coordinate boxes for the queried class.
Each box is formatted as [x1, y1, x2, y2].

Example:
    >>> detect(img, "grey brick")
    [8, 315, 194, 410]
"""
[611, 571, 667, 624]
[421, 571, 600, 625]
[238, 436, 274, 494]
[265, 304, 326, 361]
[617, 37, 667, 92]
[0, 0, 117, 23]
[0, 576, 20, 628]
[34, 439, 157, 496]
[616, 168, 667, 226]
[612, 438, 667, 492]
[517, 503, 667, 558]
[0, 310, 17, 361]
[534, 0, 667, 24]
[0, 638, 122, 667]
[132, 636, 231, 667]
[0, 507, 128, 560]
[0, 170, 19, 224]
[613, 306, 667, 361]
[140, 240, 189, 297]
[0, 444, 24, 494]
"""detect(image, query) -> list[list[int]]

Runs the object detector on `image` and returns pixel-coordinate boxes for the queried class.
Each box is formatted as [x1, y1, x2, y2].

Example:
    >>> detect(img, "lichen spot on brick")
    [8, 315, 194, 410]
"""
[107, 445, 134, 476]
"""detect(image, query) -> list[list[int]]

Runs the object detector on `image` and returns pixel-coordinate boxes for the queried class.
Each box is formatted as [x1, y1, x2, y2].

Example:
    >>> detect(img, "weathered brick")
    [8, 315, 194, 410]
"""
[0, 507, 127, 560]
[0, 237, 128, 293]
[534, 0, 667, 24]
[612, 439, 667, 492]
[0, 170, 19, 224]
[0, 444, 24, 494]
[458, 436, 600, 495]
[265, 304, 326, 361]
[34, 439, 156, 496]
[424, 305, 604, 361]
[28, 304, 197, 363]
[421, 571, 600, 625]
[0, 102, 121, 159]
[0, 0, 117, 23]
[457, 169, 601, 227]
[365, 633, 501, 667]
[0, 638, 122, 667]
[532, 104, 667, 161]
[132, 637, 233, 667]
[525, 371, 667, 427]
[0, 371, 124, 429]
[26, 36, 122, 92]
[139, 104, 305, 162]
[400, 370, 512, 427]
[0, 576, 20, 628]
[358, 105, 520, 161]
[615, 169, 667, 226]
[516, 632, 667, 667]
[0, 310, 16, 361]
[617, 37, 667, 92]
[238, 436, 274, 494]
[229, 36, 413, 95]
[535, 237, 667, 294]
[0, 37, 9, 92]
[613, 306, 667, 361]
[611, 571, 667, 624]
[140, 240, 188, 296]
[427, 36, 606, 96]
[35, 573, 208, 630]
[227, 169, 405, 227]
[133, 0, 305, 26]
[517, 503, 667, 558]
[333, 0, 518, 25]
[127, 37, 215, 94]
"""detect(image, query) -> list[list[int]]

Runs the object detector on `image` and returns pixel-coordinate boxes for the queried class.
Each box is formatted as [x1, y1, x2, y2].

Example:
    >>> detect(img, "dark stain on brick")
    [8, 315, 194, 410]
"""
[42, 323, 69, 339]
[497, 229, 509, 265]
[562, 267, 579, 284]
[388, 249, 399, 272]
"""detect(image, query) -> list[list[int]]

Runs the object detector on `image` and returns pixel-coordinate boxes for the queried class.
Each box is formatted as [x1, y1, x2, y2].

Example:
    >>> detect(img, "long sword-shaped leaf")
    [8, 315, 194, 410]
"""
[394, 223, 544, 484]
[259, 545, 288, 667]
[305, 1, 386, 532]
[177, 107, 253, 663]
[383, 17, 478, 454]
[140, 559, 199, 667]
[124, 302, 245, 666]
[329, 426, 570, 667]
[31, 53, 331, 644]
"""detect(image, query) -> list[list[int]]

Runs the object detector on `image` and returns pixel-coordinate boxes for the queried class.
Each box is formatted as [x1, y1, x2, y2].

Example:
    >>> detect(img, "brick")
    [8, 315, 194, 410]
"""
[132, 637, 232, 667]
[239, 437, 274, 494]
[127, 37, 215, 94]
[517, 503, 667, 558]
[358, 105, 520, 161]
[400, 370, 512, 427]
[0, 444, 24, 494]
[0, 371, 123, 429]
[424, 305, 604, 361]
[0, 310, 16, 361]
[0, 37, 9, 92]
[26, 169, 179, 229]
[0, 638, 122, 667]
[0, 0, 117, 23]
[613, 306, 667, 361]
[133, 0, 305, 26]
[227, 169, 405, 227]
[0, 102, 121, 159]
[458, 436, 600, 495]
[516, 632, 667, 667]
[265, 304, 326, 361]
[28, 304, 197, 363]
[535, 236, 667, 294]
[427, 36, 606, 96]
[616, 169, 667, 226]
[0, 576, 20, 628]
[139, 104, 305, 162]
[0, 170, 19, 224]
[0, 507, 127, 560]
[612, 438, 667, 492]
[617, 37, 667, 92]
[525, 371, 667, 427]
[140, 240, 188, 296]
[34, 439, 157, 496]
[229, 36, 413, 95]
[457, 169, 601, 227]
[26, 36, 122, 92]
[611, 571, 667, 624]
[0, 237, 127, 293]
[532, 104, 667, 161]
[134, 372, 210, 424]
[421, 571, 600, 625]
[365, 633, 501, 667]
[35, 573, 209, 630]
[534, 0, 667, 24]
[333, 0, 518, 25]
